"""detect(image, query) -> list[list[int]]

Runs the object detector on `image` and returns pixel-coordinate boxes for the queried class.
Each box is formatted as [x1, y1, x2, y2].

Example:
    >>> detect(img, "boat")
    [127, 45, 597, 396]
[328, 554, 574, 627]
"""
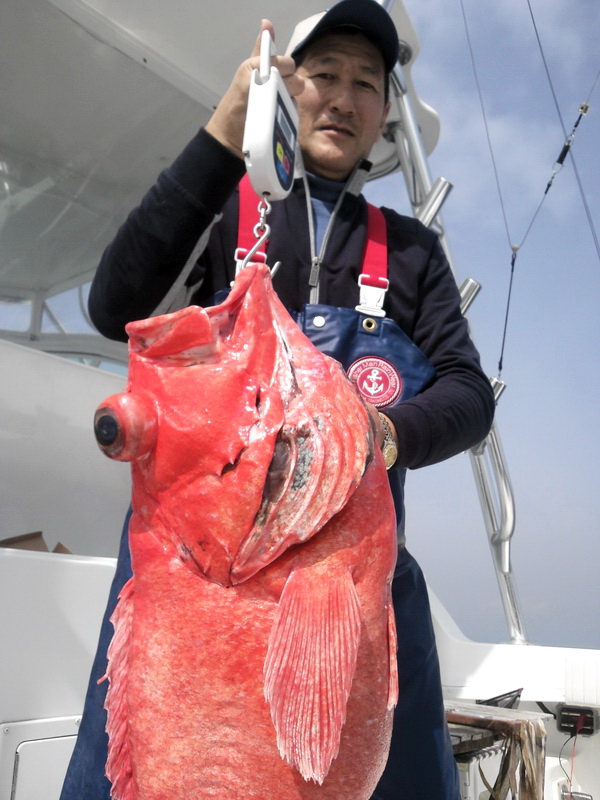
[1, 0, 598, 797]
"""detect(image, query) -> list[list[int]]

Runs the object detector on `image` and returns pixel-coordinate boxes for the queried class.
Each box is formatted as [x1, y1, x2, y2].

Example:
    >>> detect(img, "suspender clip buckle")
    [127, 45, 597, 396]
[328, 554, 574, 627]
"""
[355, 274, 388, 318]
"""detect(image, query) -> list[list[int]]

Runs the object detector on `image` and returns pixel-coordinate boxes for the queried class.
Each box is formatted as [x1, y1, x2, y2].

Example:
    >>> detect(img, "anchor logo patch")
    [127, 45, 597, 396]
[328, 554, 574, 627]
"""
[347, 356, 402, 408]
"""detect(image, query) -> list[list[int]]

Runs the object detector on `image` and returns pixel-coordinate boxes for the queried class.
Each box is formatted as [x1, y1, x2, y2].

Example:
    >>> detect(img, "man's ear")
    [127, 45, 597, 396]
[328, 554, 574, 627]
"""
[377, 102, 391, 139]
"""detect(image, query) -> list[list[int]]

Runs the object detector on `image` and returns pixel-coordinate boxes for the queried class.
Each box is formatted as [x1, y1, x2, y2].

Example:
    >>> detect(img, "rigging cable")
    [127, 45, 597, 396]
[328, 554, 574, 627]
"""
[459, 0, 600, 377]
[458, 0, 515, 376]
[458, 0, 512, 251]
[526, 0, 600, 263]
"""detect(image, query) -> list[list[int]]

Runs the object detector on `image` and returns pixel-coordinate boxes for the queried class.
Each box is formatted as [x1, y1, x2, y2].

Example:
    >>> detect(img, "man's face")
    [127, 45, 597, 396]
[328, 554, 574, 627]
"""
[295, 32, 390, 181]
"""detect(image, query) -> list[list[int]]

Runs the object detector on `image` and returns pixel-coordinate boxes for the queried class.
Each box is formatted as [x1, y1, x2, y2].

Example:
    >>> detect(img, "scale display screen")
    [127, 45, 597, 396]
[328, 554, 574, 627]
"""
[273, 97, 296, 190]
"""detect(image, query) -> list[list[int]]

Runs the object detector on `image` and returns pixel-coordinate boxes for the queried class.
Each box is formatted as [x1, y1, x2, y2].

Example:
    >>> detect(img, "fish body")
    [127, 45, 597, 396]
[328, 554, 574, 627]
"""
[94, 263, 398, 799]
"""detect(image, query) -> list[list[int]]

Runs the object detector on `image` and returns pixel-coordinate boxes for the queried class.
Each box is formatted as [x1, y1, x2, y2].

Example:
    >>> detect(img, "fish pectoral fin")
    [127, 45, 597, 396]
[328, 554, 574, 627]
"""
[263, 565, 361, 784]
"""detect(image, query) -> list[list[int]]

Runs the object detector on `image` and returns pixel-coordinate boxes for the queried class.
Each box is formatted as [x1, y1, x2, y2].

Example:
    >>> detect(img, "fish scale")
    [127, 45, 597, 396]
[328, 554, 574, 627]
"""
[95, 262, 398, 799]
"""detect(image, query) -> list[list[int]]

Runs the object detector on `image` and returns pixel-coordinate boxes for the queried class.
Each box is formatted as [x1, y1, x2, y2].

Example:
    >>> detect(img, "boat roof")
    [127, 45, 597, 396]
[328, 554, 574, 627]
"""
[0, 0, 439, 305]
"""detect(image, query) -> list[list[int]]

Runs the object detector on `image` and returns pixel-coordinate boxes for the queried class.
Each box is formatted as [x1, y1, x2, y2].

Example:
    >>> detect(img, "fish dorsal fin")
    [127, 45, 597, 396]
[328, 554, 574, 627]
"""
[263, 564, 361, 784]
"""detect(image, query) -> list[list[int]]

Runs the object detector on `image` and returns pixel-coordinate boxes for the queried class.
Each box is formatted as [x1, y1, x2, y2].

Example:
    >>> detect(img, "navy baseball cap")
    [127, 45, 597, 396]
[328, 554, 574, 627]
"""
[286, 0, 400, 74]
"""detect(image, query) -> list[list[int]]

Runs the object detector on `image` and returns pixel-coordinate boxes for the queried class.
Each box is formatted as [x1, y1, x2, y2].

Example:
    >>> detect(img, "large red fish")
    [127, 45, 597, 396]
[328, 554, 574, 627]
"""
[94, 262, 398, 799]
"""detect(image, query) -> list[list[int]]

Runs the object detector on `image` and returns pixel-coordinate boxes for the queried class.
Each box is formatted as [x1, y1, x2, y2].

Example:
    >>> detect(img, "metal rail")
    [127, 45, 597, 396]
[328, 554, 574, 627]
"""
[379, 0, 527, 643]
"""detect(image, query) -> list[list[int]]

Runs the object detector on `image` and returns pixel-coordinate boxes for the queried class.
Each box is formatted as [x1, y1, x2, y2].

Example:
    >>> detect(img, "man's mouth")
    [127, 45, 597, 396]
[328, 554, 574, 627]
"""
[319, 124, 355, 138]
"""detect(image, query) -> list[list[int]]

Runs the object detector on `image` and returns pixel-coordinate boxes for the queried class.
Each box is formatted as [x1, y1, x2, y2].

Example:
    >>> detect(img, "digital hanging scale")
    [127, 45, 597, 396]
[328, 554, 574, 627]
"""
[242, 30, 299, 201]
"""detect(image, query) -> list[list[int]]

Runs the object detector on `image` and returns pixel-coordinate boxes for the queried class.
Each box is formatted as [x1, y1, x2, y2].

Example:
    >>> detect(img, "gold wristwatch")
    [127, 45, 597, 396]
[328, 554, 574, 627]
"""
[378, 412, 398, 470]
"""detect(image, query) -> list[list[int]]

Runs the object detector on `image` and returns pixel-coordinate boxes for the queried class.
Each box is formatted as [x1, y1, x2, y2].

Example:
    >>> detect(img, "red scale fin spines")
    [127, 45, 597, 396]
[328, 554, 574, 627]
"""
[104, 578, 136, 800]
[387, 600, 399, 710]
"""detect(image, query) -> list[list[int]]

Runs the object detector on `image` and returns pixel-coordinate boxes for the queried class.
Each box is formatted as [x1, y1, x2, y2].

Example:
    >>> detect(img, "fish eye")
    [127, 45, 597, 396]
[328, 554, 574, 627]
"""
[94, 410, 121, 449]
[94, 392, 158, 461]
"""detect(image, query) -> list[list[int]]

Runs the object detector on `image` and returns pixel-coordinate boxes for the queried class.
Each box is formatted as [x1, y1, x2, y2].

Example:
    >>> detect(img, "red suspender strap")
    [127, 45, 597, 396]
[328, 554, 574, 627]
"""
[236, 175, 268, 265]
[237, 177, 389, 315]
[356, 204, 389, 317]
[361, 204, 389, 286]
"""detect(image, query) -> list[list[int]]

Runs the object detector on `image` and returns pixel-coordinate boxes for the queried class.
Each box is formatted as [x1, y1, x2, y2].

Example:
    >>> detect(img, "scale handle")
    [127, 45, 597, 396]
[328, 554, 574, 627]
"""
[258, 29, 275, 84]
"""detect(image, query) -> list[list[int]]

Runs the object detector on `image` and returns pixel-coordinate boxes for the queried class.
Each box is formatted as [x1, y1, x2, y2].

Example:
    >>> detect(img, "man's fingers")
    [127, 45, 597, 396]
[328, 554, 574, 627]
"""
[248, 21, 304, 99]
[251, 19, 275, 58]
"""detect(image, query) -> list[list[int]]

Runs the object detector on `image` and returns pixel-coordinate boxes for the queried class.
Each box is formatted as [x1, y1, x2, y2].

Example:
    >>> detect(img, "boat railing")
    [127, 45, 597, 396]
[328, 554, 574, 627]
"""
[469, 422, 527, 644]
[383, 5, 528, 644]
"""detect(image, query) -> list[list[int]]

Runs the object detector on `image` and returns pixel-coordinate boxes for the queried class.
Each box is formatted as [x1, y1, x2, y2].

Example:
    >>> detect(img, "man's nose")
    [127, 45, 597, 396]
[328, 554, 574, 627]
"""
[330, 83, 356, 116]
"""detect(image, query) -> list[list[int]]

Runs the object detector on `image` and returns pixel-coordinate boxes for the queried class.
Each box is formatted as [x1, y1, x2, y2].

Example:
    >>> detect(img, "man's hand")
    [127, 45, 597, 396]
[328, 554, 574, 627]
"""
[206, 20, 304, 160]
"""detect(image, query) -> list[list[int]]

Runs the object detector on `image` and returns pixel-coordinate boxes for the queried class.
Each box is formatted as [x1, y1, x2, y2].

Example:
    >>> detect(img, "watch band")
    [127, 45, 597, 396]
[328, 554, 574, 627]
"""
[378, 412, 398, 470]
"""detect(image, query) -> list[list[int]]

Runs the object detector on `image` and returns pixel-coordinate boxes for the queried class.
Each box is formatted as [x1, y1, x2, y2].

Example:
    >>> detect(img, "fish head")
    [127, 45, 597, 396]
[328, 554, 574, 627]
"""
[94, 264, 374, 586]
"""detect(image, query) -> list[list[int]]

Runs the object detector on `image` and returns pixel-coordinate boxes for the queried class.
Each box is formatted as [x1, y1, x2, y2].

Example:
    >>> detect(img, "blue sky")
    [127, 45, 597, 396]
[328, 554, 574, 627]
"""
[366, 0, 600, 648]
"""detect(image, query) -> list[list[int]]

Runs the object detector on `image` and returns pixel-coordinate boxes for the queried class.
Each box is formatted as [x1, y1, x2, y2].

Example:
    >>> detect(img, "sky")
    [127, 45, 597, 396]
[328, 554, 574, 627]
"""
[365, 0, 600, 648]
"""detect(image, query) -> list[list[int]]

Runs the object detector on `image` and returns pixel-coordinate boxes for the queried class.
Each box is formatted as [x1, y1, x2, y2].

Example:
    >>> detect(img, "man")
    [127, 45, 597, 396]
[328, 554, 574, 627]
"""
[62, 2, 494, 798]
